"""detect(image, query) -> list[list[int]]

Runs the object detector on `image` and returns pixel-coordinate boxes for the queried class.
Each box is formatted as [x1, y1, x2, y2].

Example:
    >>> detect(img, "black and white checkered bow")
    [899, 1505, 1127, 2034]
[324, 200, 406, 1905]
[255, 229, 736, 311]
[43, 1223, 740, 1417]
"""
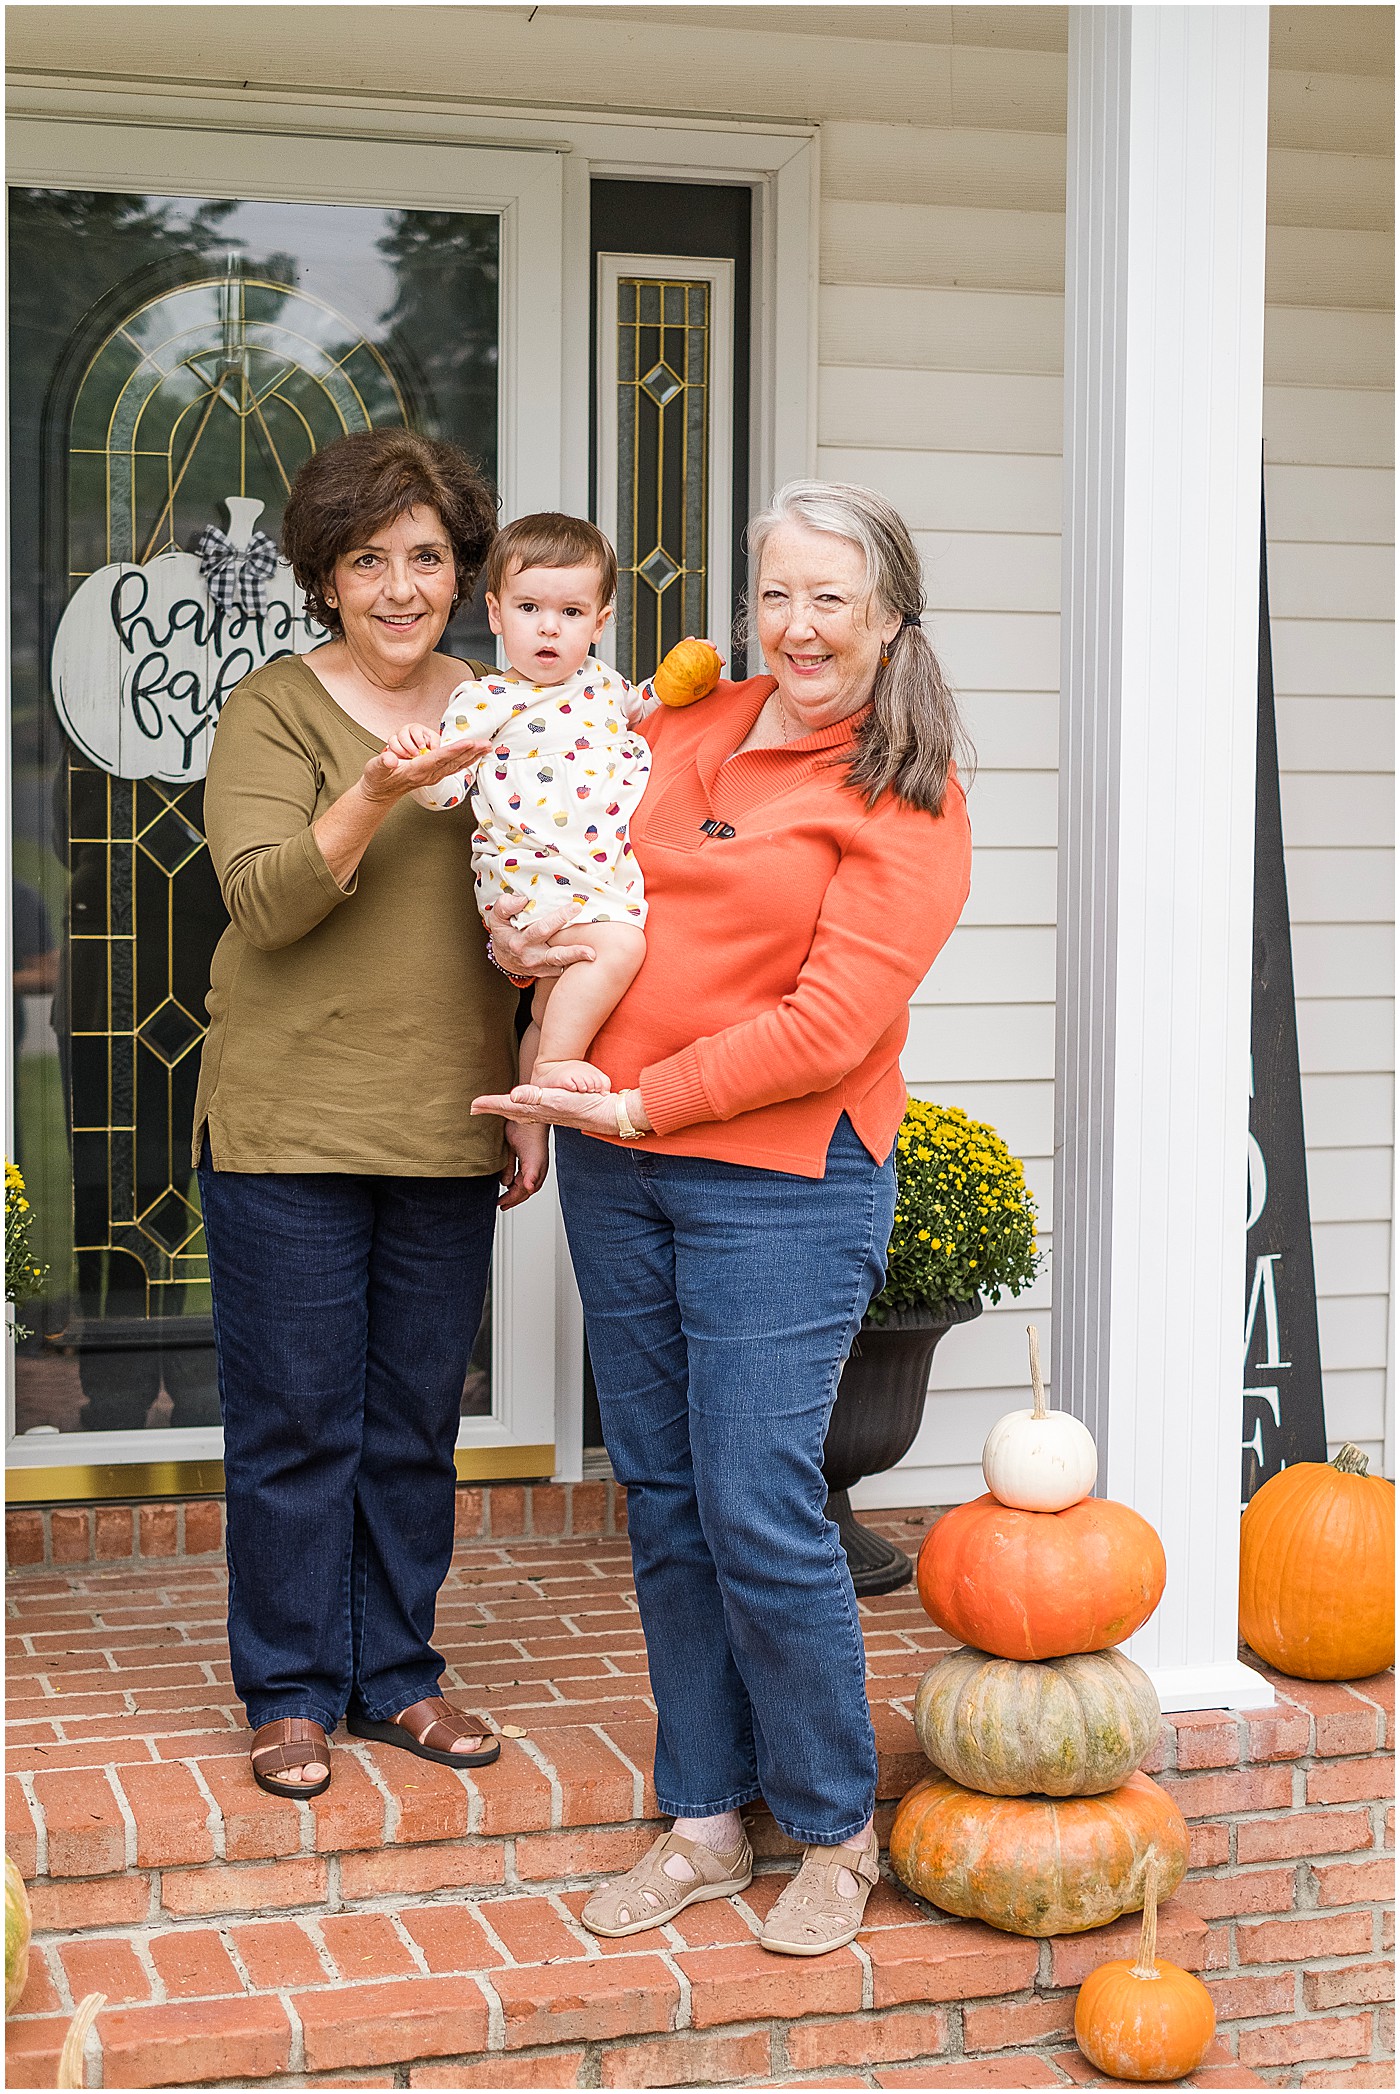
[195, 524, 280, 615]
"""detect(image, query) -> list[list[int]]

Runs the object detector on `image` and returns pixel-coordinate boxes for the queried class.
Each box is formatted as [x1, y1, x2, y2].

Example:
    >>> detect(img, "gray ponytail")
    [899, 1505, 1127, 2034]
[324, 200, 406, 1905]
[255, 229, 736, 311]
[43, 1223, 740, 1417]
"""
[747, 480, 974, 816]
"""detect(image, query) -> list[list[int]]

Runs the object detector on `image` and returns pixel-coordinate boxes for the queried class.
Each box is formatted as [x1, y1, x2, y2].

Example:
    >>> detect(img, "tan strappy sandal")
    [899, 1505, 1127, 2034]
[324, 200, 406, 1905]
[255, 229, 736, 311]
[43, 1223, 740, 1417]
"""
[347, 1695, 501, 1768]
[759, 1823, 880, 1956]
[249, 1718, 332, 1799]
[581, 1826, 753, 1938]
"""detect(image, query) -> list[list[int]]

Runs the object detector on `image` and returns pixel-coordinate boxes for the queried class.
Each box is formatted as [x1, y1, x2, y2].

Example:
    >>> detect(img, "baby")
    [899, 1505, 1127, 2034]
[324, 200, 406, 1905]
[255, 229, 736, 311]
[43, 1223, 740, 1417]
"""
[393, 513, 652, 1094]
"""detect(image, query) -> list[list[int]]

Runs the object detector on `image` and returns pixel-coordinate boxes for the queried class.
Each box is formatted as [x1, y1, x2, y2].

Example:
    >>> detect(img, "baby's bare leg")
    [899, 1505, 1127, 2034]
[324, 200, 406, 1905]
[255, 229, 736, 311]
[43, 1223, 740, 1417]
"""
[532, 922, 646, 1091]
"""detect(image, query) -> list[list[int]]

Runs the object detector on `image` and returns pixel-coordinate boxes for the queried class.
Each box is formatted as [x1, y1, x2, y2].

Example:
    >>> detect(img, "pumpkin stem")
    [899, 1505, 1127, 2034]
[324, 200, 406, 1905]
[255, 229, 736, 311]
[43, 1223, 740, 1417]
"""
[1332, 1443, 1370, 1475]
[1131, 1859, 1160, 1980]
[1027, 1324, 1047, 1419]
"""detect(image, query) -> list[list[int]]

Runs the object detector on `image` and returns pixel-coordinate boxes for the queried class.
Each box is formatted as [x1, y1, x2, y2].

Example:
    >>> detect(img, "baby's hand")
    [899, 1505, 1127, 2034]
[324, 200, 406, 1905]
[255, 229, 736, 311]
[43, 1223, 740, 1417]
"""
[384, 724, 441, 765]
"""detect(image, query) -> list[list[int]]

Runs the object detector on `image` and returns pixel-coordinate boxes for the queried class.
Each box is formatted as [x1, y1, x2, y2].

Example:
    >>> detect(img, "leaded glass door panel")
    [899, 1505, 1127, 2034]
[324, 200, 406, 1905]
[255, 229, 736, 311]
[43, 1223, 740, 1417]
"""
[9, 177, 519, 1467]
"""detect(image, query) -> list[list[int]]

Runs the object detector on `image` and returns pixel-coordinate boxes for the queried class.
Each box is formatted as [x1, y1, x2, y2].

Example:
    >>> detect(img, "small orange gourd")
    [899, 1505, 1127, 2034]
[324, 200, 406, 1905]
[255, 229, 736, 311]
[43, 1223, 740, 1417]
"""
[652, 637, 724, 708]
[1074, 1861, 1216, 2082]
[1239, 1444, 1395, 1680]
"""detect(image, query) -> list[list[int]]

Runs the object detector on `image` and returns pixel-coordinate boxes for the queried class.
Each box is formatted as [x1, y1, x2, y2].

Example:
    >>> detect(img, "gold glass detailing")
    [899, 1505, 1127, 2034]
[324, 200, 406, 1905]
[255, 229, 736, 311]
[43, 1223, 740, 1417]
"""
[614, 276, 711, 682]
[5, 1445, 557, 1504]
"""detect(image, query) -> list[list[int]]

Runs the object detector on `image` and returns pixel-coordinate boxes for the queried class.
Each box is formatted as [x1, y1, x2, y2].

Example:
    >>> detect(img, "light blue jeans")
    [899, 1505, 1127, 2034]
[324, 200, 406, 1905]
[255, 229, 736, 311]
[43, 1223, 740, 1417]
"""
[555, 1115, 895, 1844]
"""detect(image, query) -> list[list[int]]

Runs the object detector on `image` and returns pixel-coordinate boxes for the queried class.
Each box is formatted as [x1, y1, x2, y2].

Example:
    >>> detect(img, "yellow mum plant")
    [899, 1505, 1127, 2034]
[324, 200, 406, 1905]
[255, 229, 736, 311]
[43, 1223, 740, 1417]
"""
[868, 1101, 1040, 1323]
[5, 1162, 47, 1340]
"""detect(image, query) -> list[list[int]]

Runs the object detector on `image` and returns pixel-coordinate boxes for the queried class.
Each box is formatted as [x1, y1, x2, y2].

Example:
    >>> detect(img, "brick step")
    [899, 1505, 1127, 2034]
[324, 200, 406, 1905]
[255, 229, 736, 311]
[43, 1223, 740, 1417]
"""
[8, 1860, 1269, 2090]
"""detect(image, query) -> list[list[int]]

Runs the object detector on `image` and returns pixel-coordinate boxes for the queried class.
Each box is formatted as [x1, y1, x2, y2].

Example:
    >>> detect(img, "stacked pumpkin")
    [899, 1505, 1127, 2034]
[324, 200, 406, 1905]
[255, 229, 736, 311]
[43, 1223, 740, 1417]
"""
[890, 1329, 1191, 1940]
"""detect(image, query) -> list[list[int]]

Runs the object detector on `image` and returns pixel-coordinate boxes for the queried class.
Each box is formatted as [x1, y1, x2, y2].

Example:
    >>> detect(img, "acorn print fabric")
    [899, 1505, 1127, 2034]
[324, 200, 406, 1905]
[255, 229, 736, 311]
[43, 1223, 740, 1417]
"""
[412, 658, 651, 925]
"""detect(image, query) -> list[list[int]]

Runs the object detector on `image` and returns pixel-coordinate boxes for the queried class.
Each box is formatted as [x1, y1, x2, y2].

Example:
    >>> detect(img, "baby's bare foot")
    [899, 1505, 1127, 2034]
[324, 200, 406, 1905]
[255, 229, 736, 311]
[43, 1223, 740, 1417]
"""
[532, 1058, 612, 1093]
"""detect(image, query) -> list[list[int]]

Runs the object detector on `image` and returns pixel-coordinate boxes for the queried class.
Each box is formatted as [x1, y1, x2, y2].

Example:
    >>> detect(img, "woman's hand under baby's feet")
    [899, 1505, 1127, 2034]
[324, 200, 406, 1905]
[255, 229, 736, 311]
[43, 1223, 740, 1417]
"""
[530, 1058, 612, 1093]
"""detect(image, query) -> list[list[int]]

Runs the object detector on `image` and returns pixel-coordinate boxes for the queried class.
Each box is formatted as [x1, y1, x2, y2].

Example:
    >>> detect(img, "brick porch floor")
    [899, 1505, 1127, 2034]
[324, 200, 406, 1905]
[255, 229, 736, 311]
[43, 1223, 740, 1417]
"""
[4, 1500, 1392, 2090]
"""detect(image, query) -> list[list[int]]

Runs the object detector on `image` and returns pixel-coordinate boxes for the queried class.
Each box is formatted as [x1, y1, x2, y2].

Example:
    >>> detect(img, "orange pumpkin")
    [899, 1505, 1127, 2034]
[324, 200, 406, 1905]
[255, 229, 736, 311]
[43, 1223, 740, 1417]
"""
[652, 637, 724, 708]
[1074, 1861, 1216, 2081]
[890, 1769, 1188, 1938]
[917, 1493, 1167, 1660]
[1240, 1444, 1395, 1681]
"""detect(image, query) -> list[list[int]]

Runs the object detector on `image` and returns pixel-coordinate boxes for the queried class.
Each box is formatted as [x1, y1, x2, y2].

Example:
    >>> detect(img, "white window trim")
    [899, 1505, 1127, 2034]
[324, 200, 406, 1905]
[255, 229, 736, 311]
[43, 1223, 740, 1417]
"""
[5, 80, 820, 1485]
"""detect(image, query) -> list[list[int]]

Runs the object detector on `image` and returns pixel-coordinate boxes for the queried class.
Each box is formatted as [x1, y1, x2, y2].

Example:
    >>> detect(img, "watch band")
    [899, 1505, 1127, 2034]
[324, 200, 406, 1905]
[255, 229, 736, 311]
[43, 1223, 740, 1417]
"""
[614, 1092, 642, 1141]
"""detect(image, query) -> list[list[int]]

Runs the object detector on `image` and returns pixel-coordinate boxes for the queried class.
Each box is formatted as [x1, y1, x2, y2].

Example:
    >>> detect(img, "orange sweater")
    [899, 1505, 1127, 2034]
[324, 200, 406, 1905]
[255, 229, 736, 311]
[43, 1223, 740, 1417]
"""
[588, 676, 972, 1177]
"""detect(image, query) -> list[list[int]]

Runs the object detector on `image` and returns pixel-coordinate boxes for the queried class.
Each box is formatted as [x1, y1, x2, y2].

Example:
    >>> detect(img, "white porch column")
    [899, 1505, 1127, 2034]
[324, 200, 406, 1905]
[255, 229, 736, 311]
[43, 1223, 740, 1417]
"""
[1054, 6, 1273, 1712]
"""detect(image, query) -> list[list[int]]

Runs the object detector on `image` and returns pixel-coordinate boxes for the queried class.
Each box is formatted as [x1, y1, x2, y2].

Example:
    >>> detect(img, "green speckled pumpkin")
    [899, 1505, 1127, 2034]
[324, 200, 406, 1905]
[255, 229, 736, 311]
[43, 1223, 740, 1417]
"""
[890, 1768, 1188, 1937]
[5, 1855, 32, 2014]
[914, 1645, 1161, 1797]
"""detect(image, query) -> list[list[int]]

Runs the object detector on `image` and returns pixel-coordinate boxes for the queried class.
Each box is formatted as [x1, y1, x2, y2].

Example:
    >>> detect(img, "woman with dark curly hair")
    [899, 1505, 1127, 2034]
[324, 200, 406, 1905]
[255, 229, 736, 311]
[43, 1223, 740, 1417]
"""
[192, 429, 545, 1798]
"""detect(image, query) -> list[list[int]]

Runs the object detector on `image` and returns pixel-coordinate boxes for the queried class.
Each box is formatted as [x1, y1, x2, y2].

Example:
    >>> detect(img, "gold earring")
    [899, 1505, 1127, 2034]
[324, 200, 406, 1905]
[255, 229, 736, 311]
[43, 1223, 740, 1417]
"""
[880, 647, 890, 666]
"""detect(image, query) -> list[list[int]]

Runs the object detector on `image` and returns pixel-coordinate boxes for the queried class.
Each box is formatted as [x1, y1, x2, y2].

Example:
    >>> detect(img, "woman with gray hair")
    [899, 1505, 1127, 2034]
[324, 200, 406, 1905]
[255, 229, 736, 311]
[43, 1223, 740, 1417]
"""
[474, 481, 972, 1953]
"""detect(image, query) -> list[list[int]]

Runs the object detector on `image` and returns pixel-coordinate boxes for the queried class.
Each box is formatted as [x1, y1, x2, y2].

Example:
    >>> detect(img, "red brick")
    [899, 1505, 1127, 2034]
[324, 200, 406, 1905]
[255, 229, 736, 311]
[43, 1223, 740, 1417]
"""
[398, 1902, 508, 1972]
[1051, 1902, 1216, 1987]
[1172, 1711, 1243, 1768]
[1237, 1807, 1374, 1862]
[1307, 1759, 1394, 1806]
[1207, 1971, 1298, 2020]
[4, 2015, 68, 2088]
[138, 1504, 179, 1557]
[338, 1841, 505, 1900]
[1344, 1672, 1394, 1748]
[600, 2030, 771, 2086]
[94, 1506, 135, 1560]
[1190, 1821, 1232, 1868]
[612, 1483, 628, 1532]
[27, 1873, 150, 1931]
[357, 1741, 473, 1841]
[1298, 2067, 1396, 2090]
[515, 1822, 657, 1880]
[481, 1895, 585, 1964]
[490, 1486, 527, 1537]
[1161, 1765, 1293, 1817]
[413, 2059, 586, 2088]
[31, 1767, 126, 1875]
[97, 1994, 291, 2086]
[50, 1509, 92, 1563]
[571, 1482, 607, 1535]
[118, 1761, 216, 1868]
[1238, 1911, 1376, 1963]
[963, 1997, 1076, 2052]
[149, 1927, 245, 1999]
[182, 1501, 224, 1554]
[1239, 2015, 1373, 2068]
[1278, 1679, 1386, 1755]
[1184, 1866, 1297, 1918]
[198, 1752, 304, 1861]
[1312, 1856, 1395, 1905]
[57, 1936, 152, 2005]
[308, 1752, 387, 1852]
[229, 1920, 330, 1990]
[9, 1952, 63, 2017]
[530, 1485, 568, 1537]
[7, 1511, 45, 1567]
[875, 2065, 1061, 2088]
[491, 1953, 679, 2046]
[320, 1913, 420, 1981]
[1243, 1701, 1313, 1762]
[5, 1777, 38, 1877]
[161, 1855, 328, 1917]
[453, 1487, 485, 1538]
[1304, 1962, 1395, 2011]
[298, 1974, 490, 2071]
[530, 1726, 635, 1825]
[865, 1921, 1038, 2005]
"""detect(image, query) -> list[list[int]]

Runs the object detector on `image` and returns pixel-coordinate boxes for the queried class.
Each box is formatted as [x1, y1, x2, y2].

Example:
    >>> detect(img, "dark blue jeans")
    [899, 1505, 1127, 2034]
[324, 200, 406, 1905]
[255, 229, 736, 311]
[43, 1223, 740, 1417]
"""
[556, 1116, 895, 1845]
[197, 1154, 498, 1733]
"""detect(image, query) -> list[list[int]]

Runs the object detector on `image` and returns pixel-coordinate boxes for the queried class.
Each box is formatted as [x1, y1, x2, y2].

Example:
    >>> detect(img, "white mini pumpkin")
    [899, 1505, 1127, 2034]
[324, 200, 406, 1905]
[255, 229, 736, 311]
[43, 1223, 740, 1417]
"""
[982, 1325, 1098, 1512]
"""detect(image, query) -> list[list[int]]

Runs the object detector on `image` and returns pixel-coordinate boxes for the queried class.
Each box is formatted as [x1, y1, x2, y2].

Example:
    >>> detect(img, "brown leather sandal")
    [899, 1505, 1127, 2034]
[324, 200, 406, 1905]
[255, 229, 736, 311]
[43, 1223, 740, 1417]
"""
[346, 1695, 501, 1768]
[249, 1717, 332, 1799]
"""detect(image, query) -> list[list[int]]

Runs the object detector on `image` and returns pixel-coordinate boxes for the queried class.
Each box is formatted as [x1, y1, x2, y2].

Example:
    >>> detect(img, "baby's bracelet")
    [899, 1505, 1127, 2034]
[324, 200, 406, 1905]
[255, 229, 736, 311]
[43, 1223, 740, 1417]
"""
[486, 935, 533, 989]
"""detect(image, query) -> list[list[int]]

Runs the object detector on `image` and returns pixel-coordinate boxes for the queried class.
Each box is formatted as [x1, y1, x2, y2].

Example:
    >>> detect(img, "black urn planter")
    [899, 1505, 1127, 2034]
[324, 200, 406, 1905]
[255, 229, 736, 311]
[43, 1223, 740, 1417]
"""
[823, 1296, 983, 1596]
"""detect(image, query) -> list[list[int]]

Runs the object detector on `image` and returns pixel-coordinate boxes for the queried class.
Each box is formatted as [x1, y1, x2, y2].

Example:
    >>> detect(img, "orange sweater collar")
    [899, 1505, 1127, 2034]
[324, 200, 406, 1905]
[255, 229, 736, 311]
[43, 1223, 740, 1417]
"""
[694, 676, 871, 796]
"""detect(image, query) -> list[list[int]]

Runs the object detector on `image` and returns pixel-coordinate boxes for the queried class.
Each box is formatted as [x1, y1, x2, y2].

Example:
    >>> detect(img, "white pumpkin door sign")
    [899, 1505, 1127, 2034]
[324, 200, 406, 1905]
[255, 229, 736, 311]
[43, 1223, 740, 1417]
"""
[50, 497, 325, 784]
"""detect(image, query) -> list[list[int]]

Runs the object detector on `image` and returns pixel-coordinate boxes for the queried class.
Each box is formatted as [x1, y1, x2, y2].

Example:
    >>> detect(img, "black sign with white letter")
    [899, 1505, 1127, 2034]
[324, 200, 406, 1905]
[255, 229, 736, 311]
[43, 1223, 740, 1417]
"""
[1242, 500, 1328, 1503]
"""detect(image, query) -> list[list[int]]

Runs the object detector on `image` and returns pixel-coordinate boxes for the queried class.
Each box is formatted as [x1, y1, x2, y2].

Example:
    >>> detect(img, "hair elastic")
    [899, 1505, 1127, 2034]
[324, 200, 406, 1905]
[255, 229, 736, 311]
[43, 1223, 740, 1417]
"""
[901, 612, 923, 628]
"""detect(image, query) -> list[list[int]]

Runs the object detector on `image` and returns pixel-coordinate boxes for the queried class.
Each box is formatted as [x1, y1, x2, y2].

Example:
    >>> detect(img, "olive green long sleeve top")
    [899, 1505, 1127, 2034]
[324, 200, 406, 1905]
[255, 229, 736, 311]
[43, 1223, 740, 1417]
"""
[191, 654, 518, 1176]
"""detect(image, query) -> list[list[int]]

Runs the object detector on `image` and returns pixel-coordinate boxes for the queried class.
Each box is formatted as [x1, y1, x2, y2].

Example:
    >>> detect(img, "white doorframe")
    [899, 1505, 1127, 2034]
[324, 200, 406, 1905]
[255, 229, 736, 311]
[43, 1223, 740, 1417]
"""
[5, 83, 820, 1490]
